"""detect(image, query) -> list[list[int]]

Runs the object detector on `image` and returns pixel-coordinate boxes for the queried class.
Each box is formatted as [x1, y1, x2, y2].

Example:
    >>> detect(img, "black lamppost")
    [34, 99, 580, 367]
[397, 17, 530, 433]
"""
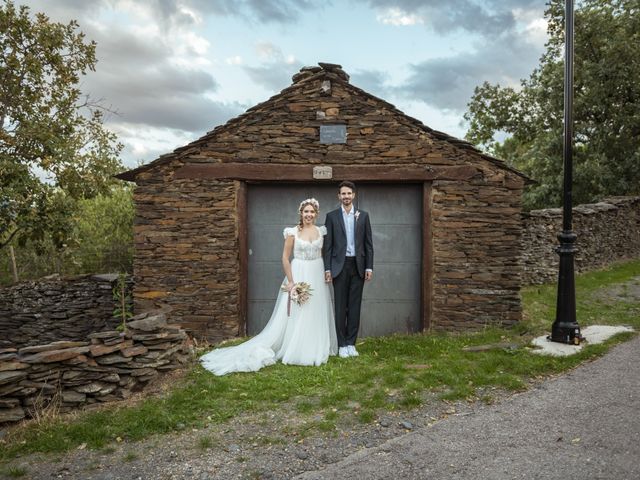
[550, 0, 582, 345]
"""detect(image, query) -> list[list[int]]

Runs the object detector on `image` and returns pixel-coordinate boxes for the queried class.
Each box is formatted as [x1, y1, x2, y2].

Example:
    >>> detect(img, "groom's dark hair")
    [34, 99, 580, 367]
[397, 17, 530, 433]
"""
[338, 180, 356, 192]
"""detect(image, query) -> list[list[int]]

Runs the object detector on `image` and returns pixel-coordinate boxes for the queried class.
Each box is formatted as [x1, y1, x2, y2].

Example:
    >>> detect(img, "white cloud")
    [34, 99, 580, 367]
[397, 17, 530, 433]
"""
[524, 19, 548, 48]
[376, 7, 424, 26]
[225, 55, 244, 65]
[113, 123, 196, 166]
[181, 32, 210, 56]
[255, 41, 282, 60]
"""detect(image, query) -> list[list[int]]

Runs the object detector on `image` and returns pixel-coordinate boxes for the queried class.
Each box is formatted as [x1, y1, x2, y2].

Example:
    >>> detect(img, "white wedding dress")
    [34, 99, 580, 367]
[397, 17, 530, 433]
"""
[200, 225, 338, 376]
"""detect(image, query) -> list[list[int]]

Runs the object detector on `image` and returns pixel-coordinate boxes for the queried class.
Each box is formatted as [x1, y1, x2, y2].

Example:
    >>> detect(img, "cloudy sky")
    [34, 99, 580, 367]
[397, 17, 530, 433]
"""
[17, 0, 549, 169]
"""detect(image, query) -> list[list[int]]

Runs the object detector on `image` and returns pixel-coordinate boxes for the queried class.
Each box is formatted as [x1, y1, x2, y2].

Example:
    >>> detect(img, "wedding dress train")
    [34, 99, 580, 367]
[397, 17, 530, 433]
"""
[200, 225, 338, 376]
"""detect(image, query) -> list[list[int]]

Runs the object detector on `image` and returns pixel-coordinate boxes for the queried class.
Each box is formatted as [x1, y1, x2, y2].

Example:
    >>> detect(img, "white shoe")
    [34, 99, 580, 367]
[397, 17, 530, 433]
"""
[348, 345, 359, 357]
[338, 347, 350, 358]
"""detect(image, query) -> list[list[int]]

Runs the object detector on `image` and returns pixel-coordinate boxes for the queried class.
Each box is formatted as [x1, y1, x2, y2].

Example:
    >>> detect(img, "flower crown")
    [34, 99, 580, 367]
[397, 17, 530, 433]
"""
[298, 197, 320, 212]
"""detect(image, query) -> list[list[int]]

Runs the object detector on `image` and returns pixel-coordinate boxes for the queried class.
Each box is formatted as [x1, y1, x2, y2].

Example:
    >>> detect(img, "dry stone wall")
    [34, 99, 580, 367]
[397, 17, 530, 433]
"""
[0, 311, 193, 424]
[522, 196, 640, 284]
[0, 274, 132, 349]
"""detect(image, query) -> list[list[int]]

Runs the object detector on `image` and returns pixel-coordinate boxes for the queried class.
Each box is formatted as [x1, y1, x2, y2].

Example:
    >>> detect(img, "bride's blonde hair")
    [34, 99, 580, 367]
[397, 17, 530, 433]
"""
[297, 198, 319, 229]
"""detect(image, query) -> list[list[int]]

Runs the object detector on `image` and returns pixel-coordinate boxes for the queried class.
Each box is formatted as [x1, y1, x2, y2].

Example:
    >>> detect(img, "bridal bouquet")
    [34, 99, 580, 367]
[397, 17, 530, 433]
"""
[281, 282, 313, 316]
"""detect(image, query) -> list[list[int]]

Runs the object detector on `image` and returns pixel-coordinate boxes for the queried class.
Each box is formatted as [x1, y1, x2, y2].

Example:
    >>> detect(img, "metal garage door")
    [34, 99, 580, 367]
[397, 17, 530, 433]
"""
[247, 184, 422, 337]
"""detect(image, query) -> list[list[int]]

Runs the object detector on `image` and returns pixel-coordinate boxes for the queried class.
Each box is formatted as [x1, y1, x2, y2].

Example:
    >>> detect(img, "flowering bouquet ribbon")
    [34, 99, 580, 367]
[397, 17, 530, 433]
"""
[281, 281, 313, 317]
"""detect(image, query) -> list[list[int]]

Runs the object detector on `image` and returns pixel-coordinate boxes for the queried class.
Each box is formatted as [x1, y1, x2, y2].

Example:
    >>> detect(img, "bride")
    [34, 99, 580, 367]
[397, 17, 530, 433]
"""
[200, 198, 338, 375]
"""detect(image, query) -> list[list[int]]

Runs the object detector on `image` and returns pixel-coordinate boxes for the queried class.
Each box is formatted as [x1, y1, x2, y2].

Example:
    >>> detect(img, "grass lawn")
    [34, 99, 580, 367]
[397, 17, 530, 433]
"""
[1, 259, 638, 463]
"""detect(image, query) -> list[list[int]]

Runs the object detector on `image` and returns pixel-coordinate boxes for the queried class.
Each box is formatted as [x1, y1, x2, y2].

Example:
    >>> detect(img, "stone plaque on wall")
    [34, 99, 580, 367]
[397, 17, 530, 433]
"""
[320, 124, 347, 144]
[313, 166, 332, 179]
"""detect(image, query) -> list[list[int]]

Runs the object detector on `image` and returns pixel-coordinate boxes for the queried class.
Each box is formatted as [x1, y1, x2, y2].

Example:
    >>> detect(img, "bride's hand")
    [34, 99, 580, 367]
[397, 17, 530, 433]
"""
[286, 282, 296, 292]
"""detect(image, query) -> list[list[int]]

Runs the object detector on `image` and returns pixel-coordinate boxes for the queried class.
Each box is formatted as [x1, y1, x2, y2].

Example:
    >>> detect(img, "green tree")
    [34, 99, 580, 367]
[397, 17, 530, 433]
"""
[1, 0, 123, 249]
[0, 185, 133, 284]
[464, 0, 640, 209]
[72, 185, 134, 273]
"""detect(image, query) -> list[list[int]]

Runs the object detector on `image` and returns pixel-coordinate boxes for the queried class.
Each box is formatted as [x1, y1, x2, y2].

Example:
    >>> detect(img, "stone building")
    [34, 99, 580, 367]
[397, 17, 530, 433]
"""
[117, 63, 531, 342]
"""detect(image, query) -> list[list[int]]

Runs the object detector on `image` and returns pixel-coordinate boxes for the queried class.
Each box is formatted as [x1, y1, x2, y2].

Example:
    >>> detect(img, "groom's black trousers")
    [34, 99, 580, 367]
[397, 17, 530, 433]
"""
[333, 257, 365, 347]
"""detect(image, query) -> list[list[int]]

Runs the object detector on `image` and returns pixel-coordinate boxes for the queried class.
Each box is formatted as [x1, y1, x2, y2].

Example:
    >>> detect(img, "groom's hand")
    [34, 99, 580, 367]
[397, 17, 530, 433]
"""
[324, 271, 332, 283]
[365, 271, 373, 281]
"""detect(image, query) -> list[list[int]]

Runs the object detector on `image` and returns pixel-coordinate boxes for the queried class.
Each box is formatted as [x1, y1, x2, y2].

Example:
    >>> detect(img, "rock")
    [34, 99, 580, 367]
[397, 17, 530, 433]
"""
[226, 444, 241, 454]
[19, 341, 89, 354]
[62, 370, 84, 381]
[28, 369, 60, 381]
[0, 397, 20, 408]
[130, 367, 156, 377]
[18, 381, 56, 395]
[295, 451, 309, 460]
[121, 345, 148, 357]
[146, 342, 172, 350]
[128, 313, 167, 332]
[103, 336, 127, 346]
[95, 354, 132, 365]
[0, 361, 30, 371]
[400, 420, 414, 430]
[0, 406, 25, 422]
[65, 354, 98, 366]
[90, 340, 133, 357]
[96, 384, 117, 396]
[15, 387, 38, 397]
[74, 382, 108, 394]
[134, 373, 158, 383]
[20, 346, 91, 364]
[131, 332, 186, 342]
[0, 385, 23, 396]
[62, 390, 86, 403]
[0, 370, 28, 385]
[102, 373, 121, 383]
[88, 331, 122, 340]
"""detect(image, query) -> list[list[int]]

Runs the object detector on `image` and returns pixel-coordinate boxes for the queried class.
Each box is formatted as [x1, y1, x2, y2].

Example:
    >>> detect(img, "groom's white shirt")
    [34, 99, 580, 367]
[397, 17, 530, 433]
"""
[341, 205, 356, 257]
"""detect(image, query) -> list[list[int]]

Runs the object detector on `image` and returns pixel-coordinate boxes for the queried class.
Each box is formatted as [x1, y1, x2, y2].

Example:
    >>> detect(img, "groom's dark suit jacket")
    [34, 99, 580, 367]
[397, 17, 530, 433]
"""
[323, 207, 374, 279]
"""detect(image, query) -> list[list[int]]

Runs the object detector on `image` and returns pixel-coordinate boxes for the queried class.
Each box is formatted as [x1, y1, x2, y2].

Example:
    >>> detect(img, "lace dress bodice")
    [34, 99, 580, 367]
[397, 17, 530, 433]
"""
[284, 226, 326, 261]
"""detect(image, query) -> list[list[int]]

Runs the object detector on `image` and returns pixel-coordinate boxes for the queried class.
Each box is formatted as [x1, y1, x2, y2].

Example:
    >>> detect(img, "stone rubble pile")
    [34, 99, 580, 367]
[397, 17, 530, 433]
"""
[0, 311, 193, 424]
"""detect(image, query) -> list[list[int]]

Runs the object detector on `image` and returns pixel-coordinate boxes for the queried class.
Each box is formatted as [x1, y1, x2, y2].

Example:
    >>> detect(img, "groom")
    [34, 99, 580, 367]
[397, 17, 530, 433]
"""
[323, 181, 374, 358]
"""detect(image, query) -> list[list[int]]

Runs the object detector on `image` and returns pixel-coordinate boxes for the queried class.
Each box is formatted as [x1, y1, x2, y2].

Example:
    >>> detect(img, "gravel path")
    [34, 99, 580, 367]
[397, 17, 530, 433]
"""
[2, 388, 486, 480]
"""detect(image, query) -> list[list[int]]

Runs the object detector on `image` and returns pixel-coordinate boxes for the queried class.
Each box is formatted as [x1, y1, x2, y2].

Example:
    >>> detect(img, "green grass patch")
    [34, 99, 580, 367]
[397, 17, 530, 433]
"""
[123, 451, 138, 462]
[0, 466, 28, 478]
[197, 436, 215, 450]
[358, 409, 376, 424]
[1, 260, 638, 464]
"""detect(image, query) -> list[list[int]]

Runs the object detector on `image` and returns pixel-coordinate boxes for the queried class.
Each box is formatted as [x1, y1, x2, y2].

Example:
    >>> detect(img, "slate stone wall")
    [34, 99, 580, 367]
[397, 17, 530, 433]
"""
[0, 274, 132, 349]
[132, 174, 240, 340]
[0, 311, 193, 424]
[431, 169, 524, 330]
[522, 196, 640, 284]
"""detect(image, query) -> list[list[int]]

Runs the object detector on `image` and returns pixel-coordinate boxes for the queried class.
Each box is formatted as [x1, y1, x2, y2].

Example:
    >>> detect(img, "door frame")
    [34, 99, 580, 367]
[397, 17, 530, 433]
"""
[238, 179, 434, 336]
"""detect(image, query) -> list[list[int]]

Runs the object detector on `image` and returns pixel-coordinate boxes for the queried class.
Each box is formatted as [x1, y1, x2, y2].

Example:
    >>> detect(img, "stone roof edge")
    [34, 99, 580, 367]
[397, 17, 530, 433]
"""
[115, 67, 533, 184]
[333, 77, 533, 184]
[115, 74, 321, 182]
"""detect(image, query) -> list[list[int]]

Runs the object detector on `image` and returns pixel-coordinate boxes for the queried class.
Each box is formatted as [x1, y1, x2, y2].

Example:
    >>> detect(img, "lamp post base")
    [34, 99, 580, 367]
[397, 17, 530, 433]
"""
[549, 321, 583, 345]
